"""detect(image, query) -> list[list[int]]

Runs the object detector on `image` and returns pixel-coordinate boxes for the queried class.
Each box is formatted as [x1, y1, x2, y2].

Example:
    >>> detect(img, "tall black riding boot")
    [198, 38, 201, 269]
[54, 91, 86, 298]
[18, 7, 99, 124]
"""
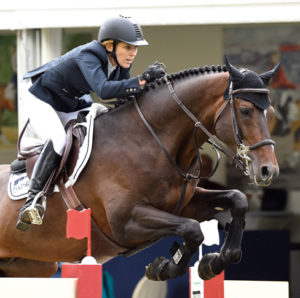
[16, 139, 61, 231]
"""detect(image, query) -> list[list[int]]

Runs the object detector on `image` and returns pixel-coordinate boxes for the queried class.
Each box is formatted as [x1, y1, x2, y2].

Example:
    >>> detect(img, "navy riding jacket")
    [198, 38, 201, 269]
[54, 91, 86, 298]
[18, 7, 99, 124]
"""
[23, 40, 141, 112]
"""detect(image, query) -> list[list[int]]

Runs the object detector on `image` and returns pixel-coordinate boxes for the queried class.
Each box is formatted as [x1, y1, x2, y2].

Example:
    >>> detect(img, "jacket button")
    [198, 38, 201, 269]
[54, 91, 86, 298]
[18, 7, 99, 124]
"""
[74, 96, 79, 99]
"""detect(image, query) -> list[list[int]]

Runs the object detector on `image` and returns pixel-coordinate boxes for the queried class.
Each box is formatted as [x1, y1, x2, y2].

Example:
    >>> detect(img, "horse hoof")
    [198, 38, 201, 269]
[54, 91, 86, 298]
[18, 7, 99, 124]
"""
[145, 256, 169, 281]
[198, 253, 219, 280]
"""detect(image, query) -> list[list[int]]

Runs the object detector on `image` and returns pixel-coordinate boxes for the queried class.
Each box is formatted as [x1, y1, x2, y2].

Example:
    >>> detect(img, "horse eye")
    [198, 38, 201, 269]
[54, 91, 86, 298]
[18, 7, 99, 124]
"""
[240, 108, 252, 117]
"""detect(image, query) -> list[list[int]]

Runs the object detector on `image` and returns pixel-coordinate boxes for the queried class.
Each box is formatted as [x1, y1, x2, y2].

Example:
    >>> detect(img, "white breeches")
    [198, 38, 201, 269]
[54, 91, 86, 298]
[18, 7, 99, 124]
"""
[21, 80, 91, 156]
[25, 95, 66, 155]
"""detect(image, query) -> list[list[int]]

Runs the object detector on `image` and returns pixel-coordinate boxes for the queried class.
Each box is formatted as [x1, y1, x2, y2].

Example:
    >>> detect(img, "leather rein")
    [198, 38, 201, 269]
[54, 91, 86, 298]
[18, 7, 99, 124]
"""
[134, 75, 275, 214]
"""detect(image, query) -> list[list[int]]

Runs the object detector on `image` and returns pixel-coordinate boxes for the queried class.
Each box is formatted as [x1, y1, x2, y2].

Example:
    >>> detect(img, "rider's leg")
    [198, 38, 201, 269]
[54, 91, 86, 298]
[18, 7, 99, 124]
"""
[16, 140, 61, 231]
[16, 92, 66, 231]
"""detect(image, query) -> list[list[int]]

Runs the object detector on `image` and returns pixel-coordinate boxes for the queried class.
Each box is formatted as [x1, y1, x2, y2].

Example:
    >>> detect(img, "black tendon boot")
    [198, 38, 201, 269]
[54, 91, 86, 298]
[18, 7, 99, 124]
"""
[16, 139, 61, 231]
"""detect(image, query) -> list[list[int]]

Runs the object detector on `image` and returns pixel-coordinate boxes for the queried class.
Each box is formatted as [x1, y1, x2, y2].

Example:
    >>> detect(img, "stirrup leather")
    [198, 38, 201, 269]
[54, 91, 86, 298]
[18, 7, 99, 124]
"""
[23, 191, 47, 225]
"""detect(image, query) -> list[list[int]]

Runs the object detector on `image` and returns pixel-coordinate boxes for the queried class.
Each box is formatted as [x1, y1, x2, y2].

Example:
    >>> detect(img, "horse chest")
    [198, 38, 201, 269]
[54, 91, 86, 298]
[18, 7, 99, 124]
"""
[159, 182, 195, 213]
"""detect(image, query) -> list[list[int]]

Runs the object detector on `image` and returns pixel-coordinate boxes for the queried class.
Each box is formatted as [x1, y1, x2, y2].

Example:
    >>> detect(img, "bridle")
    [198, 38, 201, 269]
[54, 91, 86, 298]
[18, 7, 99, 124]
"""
[214, 82, 276, 175]
[134, 74, 275, 213]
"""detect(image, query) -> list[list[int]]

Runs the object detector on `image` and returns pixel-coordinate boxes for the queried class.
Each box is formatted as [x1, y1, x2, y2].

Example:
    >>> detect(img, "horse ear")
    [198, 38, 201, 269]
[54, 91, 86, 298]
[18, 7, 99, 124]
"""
[224, 55, 245, 82]
[260, 62, 281, 85]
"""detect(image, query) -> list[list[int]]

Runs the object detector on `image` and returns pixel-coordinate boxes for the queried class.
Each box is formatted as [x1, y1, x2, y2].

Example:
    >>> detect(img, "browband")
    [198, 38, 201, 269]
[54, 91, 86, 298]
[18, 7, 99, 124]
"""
[230, 88, 269, 95]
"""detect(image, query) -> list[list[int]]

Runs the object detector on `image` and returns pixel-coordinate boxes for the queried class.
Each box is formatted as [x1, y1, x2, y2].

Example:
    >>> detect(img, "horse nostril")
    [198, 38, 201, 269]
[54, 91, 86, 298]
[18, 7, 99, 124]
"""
[261, 166, 271, 180]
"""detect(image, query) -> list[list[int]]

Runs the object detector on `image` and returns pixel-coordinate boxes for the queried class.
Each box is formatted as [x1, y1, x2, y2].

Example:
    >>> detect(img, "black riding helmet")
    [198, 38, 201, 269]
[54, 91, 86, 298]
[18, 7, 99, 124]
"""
[98, 15, 148, 46]
[98, 16, 148, 65]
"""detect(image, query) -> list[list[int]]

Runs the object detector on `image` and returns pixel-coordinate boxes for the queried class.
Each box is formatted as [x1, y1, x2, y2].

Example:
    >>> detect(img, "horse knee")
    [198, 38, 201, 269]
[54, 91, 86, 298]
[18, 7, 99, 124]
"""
[229, 190, 248, 217]
[180, 219, 204, 246]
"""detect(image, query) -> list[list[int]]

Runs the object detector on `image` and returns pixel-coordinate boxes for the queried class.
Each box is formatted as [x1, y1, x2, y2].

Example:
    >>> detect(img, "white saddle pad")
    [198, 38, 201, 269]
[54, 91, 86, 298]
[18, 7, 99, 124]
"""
[8, 103, 107, 200]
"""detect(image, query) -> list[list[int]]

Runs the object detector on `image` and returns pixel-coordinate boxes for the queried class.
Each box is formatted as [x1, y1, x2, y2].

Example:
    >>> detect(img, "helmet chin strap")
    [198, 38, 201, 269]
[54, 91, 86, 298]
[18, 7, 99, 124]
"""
[109, 40, 119, 66]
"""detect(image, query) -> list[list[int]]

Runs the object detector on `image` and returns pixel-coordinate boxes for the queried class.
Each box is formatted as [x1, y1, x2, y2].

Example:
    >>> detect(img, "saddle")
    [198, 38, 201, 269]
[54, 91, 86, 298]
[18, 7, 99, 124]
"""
[10, 111, 88, 210]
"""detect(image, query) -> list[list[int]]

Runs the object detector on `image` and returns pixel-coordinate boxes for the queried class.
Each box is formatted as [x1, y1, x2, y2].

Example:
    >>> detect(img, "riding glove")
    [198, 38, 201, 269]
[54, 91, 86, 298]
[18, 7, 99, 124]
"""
[140, 61, 166, 83]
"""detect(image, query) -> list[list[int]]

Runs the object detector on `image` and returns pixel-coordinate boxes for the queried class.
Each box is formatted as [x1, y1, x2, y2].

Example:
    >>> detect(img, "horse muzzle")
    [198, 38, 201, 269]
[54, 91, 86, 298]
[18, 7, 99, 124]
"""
[248, 161, 279, 186]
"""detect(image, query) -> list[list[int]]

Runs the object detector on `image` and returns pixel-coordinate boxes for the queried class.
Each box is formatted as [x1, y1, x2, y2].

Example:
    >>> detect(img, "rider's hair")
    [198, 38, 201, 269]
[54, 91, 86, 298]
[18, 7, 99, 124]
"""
[101, 40, 114, 46]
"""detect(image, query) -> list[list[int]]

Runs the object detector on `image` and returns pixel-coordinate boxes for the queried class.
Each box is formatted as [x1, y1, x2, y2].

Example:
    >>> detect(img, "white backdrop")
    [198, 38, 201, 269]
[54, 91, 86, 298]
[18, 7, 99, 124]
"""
[2, 0, 300, 30]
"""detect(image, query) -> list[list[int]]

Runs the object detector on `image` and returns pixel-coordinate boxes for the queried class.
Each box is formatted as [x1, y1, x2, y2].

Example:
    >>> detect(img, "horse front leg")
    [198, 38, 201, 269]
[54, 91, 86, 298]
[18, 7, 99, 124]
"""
[124, 204, 204, 281]
[181, 187, 248, 280]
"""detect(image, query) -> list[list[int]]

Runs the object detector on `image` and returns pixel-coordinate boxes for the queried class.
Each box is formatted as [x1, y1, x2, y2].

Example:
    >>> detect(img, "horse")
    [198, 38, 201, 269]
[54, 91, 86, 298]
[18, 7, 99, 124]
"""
[0, 57, 279, 281]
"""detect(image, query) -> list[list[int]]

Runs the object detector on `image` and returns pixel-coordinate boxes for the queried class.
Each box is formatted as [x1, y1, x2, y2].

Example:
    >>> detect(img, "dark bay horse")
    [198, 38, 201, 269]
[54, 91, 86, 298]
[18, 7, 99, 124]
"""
[0, 57, 279, 280]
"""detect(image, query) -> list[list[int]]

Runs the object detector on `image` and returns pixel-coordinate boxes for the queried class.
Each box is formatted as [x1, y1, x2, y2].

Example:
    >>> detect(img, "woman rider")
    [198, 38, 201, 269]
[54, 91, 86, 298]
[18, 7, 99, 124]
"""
[16, 15, 166, 231]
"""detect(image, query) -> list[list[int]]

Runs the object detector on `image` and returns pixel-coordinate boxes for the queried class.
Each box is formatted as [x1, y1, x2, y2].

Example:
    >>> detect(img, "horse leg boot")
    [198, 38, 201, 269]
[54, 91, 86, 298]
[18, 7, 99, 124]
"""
[16, 139, 61, 231]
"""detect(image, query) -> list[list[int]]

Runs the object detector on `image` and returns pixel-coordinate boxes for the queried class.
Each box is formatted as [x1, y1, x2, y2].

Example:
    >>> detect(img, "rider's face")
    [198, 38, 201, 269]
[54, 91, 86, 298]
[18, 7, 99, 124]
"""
[115, 42, 138, 68]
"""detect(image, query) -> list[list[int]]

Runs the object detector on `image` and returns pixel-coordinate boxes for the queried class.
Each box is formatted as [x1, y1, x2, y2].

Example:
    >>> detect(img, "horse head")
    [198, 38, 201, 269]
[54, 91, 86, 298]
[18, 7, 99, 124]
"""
[215, 56, 280, 186]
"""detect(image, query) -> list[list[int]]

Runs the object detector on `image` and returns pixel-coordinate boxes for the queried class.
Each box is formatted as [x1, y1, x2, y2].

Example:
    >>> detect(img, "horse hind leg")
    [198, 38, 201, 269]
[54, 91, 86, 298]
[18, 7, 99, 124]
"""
[0, 258, 58, 277]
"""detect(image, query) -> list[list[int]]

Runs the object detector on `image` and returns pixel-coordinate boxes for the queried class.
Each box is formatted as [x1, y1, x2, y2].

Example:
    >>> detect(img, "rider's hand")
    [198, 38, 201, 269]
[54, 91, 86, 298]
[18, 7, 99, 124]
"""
[140, 61, 166, 83]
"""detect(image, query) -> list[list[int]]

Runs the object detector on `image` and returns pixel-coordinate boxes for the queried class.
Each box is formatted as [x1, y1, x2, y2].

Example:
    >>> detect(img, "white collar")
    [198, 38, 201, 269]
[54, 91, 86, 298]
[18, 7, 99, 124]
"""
[107, 57, 117, 78]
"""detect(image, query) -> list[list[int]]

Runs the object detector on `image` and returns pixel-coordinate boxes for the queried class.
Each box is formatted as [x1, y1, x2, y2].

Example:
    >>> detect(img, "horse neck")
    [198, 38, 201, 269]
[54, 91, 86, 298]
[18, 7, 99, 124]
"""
[139, 72, 229, 166]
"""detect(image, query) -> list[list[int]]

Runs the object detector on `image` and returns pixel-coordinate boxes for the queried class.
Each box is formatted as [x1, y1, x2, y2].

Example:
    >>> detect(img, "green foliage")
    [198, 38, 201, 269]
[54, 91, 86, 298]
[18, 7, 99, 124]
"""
[0, 35, 16, 84]
[2, 110, 18, 126]
[62, 33, 93, 53]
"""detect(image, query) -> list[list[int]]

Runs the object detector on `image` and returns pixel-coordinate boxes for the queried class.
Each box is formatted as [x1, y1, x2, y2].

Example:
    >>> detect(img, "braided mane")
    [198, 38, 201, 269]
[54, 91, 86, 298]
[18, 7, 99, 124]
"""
[142, 64, 228, 93]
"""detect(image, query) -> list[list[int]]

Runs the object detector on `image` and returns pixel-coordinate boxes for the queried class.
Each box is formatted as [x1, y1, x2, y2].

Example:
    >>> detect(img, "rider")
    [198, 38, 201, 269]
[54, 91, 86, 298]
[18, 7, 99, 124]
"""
[16, 15, 166, 231]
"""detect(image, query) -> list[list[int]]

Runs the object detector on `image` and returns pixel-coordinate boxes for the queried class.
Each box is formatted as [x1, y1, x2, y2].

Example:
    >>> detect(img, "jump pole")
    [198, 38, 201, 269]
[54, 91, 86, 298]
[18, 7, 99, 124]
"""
[0, 278, 77, 298]
[62, 208, 102, 298]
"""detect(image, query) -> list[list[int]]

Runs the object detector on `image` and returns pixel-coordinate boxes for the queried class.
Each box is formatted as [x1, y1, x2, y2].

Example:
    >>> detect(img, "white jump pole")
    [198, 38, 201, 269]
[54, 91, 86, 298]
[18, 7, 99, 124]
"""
[224, 280, 289, 298]
[0, 278, 77, 298]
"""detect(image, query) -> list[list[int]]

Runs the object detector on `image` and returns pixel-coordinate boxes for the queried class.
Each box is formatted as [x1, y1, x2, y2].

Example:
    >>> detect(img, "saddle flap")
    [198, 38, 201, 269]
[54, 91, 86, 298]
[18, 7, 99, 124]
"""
[59, 112, 87, 180]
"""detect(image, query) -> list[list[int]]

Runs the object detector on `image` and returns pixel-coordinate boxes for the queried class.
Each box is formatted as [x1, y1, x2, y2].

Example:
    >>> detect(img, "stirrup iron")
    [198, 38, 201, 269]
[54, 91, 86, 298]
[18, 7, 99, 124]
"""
[25, 191, 47, 225]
